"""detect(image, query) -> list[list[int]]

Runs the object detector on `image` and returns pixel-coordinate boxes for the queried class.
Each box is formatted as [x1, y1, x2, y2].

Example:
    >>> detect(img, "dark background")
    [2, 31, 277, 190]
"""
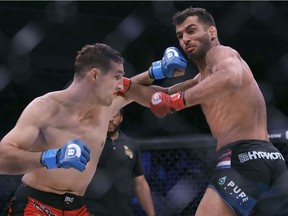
[0, 1, 288, 138]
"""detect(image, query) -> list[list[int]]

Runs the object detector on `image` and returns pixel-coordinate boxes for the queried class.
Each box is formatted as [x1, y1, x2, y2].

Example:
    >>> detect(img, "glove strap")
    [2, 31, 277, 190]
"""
[170, 92, 186, 111]
[118, 78, 131, 94]
[40, 149, 59, 169]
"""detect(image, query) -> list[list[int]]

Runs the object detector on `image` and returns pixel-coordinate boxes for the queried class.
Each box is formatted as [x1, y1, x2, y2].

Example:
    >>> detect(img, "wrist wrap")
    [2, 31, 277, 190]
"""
[118, 77, 131, 94]
[170, 92, 186, 111]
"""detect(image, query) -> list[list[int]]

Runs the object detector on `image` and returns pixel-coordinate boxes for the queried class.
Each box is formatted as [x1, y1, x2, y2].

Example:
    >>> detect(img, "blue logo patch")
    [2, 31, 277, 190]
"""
[65, 144, 81, 158]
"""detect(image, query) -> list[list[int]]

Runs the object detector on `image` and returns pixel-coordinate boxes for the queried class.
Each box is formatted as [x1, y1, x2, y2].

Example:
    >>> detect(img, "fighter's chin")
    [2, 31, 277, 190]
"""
[100, 93, 117, 106]
[187, 51, 202, 61]
[100, 98, 113, 107]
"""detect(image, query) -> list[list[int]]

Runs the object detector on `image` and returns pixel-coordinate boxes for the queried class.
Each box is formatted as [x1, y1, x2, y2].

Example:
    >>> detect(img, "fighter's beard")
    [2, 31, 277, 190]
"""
[188, 37, 212, 63]
[188, 52, 205, 63]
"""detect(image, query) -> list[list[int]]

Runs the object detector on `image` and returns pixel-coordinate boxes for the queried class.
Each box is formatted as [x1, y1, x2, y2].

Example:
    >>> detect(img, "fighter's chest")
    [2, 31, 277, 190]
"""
[199, 67, 212, 81]
[41, 114, 109, 150]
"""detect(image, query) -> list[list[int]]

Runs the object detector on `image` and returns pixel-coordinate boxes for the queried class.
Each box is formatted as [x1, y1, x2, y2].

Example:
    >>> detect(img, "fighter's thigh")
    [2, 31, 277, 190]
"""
[195, 187, 234, 216]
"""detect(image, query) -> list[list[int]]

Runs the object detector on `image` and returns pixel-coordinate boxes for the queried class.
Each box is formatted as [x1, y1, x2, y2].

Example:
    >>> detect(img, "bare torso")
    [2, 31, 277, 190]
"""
[198, 46, 268, 149]
[21, 92, 123, 196]
[194, 47, 270, 216]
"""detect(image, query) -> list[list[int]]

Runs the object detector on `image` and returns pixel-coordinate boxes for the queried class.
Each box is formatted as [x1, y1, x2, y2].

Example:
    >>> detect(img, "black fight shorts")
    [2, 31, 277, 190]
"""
[208, 140, 288, 216]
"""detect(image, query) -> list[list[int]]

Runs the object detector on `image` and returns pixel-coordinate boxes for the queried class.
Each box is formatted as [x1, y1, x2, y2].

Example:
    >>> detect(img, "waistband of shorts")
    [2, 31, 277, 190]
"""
[216, 139, 271, 158]
[16, 183, 85, 209]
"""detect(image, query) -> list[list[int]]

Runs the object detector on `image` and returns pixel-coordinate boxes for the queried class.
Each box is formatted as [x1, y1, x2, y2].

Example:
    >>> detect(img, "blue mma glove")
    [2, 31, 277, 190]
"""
[41, 139, 90, 172]
[149, 47, 187, 79]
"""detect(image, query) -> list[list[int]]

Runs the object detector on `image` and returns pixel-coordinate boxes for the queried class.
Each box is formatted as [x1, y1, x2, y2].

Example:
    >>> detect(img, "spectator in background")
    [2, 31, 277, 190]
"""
[84, 108, 155, 216]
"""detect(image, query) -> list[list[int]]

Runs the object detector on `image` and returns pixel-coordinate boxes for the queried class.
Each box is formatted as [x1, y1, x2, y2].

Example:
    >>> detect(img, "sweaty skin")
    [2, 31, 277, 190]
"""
[186, 46, 268, 149]
[0, 42, 180, 215]
[0, 61, 130, 196]
[172, 16, 268, 150]
[0, 56, 158, 197]
[170, 15, 269, 216]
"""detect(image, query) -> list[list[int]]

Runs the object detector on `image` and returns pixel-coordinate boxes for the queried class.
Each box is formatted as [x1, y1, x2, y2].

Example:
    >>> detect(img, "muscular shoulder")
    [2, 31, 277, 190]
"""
[206, 45, 240, 65]
[206, 45, 243, 75]
[23, 92, 61, 126]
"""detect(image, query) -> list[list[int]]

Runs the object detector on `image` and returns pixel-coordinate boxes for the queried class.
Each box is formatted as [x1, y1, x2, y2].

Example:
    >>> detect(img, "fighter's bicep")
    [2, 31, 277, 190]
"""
[2, 123, 40, 150]
[8, 105, 43, 147]
[2, 99, 49, 150]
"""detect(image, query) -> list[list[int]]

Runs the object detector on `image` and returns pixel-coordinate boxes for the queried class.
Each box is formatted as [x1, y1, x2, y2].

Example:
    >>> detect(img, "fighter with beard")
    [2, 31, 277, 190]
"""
[147, 6, 288, 216]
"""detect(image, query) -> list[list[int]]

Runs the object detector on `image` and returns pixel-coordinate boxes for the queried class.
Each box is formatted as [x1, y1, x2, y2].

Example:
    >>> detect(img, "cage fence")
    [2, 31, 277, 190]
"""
[0, 134, 288, 215]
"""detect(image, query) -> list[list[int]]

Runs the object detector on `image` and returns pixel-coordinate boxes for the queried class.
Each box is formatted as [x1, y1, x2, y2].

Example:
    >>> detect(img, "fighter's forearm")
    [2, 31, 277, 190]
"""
[125, 81, 169, 108]
[167, 79, 198, 95]
[130, 70, 154, 85]
[0, 143, 43, 174]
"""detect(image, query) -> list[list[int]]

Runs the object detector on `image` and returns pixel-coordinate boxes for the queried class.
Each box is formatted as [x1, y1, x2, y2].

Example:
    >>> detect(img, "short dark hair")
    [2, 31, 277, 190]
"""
[74, 43, 124, 79]
[172, 7, 216, 28]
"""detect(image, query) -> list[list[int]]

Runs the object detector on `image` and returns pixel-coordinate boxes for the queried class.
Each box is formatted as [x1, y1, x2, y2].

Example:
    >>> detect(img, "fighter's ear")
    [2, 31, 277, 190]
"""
[90, 68, 99, 80]
[209, 26, 217, 40]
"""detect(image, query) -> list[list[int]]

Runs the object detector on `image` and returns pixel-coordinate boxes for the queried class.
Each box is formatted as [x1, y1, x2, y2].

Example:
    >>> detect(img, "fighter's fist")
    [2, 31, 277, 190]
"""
[150, 92, 186, 118]
[41, 139, 90, 172]
[149, 47, 187, 79]
[117, 77, 131, 95]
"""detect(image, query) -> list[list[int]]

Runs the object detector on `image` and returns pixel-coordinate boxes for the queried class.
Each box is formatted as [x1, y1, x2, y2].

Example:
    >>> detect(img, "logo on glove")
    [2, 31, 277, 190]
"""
[151, 92, 163, 105]
[171, 93, 181, 101]
[65, 144, 81, 158]
[166, 48, 180, 59]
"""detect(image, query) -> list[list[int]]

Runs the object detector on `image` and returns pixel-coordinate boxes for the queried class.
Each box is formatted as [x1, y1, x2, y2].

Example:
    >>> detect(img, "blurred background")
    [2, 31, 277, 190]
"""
[0, 1, 288, 138]
[0, 1, 288, 215]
